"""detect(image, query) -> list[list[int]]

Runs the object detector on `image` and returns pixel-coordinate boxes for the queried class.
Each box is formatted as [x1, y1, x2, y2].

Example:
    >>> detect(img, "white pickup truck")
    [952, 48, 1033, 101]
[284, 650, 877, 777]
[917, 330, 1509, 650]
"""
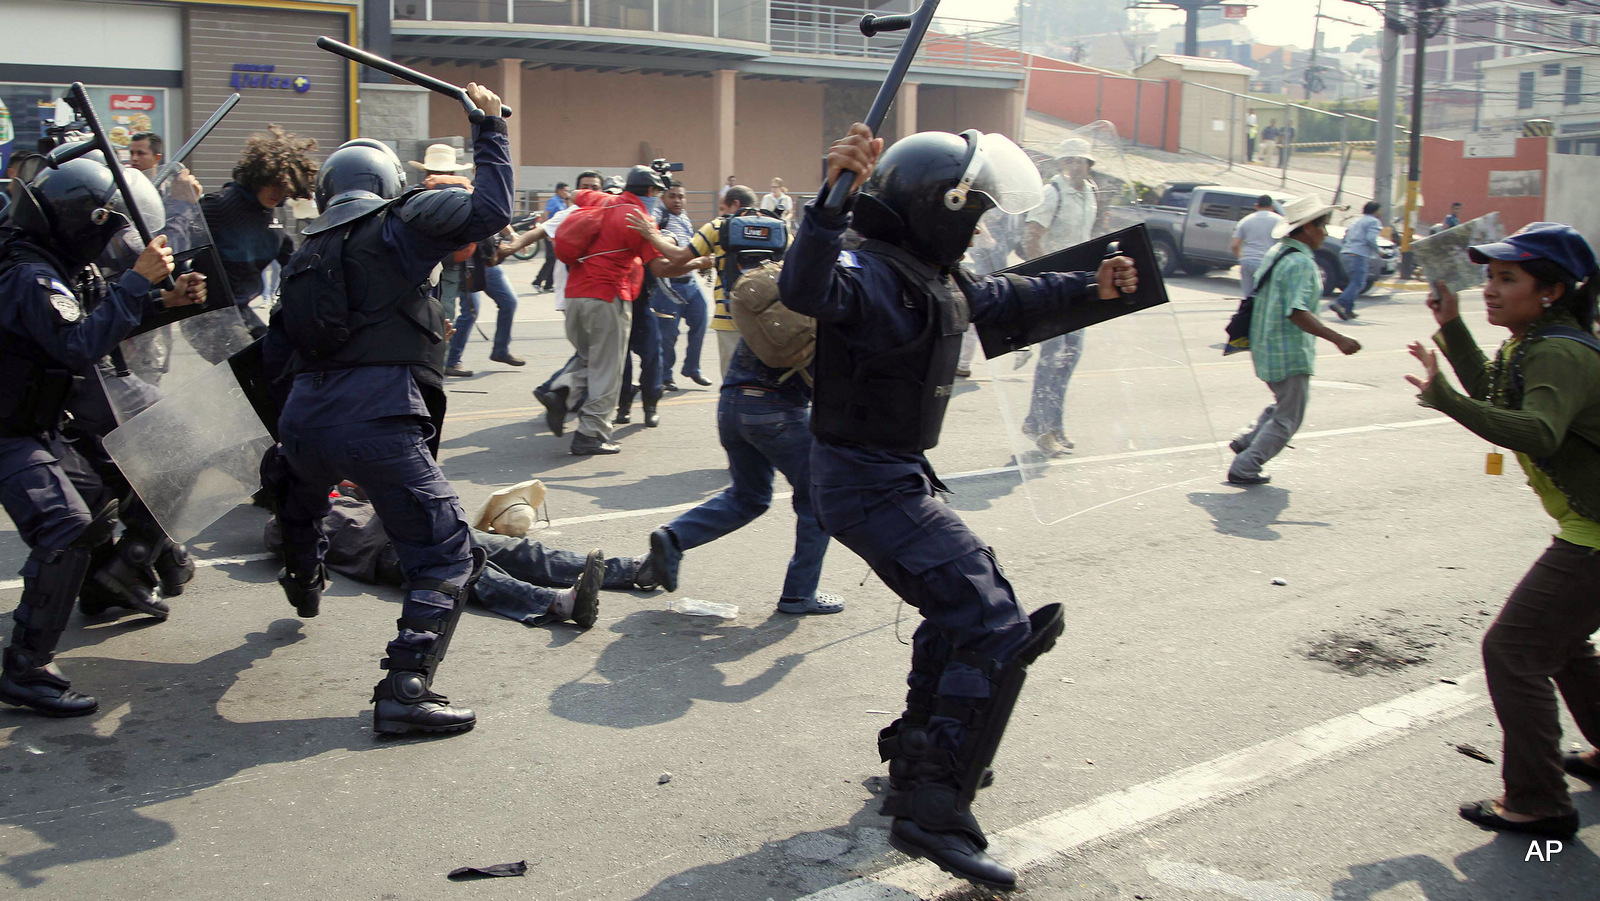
[1107, 182, 1397, 296]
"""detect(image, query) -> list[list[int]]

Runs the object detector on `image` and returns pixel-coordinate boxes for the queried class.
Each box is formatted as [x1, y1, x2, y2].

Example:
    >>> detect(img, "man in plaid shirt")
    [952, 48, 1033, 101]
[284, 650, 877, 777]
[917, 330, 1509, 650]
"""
[1228, 195, 1362, 485]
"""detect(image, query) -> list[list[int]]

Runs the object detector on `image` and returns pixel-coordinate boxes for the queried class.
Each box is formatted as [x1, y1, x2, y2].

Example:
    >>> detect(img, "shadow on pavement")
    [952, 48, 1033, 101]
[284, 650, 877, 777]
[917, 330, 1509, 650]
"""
[945, 469, 1025, 514]
[636, 787, 906, 900]
[1187, 485, 1330, 541]
[548, 609, 802, 729]
[540, 468, 729, 512]
[1331, 798, 1600, 899]
[0, 620, 372, 890]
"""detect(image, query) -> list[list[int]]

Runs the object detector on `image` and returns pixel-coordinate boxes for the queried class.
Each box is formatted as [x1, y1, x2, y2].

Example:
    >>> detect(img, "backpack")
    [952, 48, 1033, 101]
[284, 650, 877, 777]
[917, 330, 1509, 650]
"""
[553, 194, 628, 266]
[277, 218, 362, 361]
[718, 209, 788, 295]
[727, 260, 814, 381]
[1223, 246, 1304, 356]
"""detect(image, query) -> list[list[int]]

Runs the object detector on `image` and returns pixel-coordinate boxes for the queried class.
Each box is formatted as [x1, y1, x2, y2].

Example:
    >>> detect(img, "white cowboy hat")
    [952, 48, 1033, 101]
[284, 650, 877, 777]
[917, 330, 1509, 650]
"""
[1272, 193, 1347, 239]
[407, 143, 471, 172]
[474, 479, 547, 537]
[1055, 137, 1096, 165]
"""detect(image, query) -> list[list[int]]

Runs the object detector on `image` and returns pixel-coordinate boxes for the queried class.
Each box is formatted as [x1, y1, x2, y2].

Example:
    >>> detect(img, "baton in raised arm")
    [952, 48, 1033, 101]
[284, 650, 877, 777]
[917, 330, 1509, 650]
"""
[152, 92, 241, 195]
[821, 0, 941, 212]
[53, 83, 175, 289]
[316, 36, 513, 123]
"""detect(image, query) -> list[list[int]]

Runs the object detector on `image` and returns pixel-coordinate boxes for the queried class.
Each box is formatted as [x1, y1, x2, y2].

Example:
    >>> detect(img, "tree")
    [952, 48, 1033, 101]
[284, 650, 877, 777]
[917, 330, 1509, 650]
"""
[1017, 0, 1130, 51]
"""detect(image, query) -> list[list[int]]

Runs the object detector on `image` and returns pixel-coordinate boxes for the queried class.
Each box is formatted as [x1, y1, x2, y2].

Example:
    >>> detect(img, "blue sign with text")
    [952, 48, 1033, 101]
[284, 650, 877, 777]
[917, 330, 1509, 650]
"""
[230, 64, 311, 94]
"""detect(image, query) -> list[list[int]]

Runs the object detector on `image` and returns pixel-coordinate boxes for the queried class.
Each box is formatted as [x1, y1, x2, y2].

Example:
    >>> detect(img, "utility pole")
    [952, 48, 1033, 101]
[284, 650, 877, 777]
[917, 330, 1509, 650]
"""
[1129, 2, 1229, 57]
[1373, 0, 1400, 226]
[1402, 0, 1446, 257]
[1305, 0, 1324, 101]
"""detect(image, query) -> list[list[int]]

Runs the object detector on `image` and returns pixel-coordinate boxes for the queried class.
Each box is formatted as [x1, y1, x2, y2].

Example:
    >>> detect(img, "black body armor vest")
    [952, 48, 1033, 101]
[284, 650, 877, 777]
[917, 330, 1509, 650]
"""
[280, 201, 447, 378]
[810, 239, 970, 453]
[0, 238, 88, 437]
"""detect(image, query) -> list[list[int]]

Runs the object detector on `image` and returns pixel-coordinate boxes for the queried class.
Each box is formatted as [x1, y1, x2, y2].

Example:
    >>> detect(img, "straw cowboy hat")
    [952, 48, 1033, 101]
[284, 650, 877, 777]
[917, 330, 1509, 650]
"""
[1272, 193, 1347, 239]
[474, 479, 547, 537]
[1054, 137, 1096, 165]
[407, 143, 471, 173]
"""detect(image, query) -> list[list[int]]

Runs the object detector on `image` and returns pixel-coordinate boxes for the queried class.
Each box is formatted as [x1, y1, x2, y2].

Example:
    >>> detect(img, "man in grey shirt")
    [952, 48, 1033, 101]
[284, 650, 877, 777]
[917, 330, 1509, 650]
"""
[1232, 194, 1283, 296]
[1333, 200, 1384, 319]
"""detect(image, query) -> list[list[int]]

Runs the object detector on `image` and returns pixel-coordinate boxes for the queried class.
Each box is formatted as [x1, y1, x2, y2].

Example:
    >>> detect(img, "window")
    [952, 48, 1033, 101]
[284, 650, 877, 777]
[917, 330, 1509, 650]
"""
[1544, 63, 1563, 77]
[1519, 70, 1536, 109]
[1566, 66, 1583, 106]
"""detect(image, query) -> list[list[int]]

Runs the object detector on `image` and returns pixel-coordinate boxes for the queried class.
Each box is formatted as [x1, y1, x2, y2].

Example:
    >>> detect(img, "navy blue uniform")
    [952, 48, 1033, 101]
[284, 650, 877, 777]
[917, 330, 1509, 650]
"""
[274, 118, 512, 669]
[780, 201, 1095, 753]
[0, 262, 152, 571]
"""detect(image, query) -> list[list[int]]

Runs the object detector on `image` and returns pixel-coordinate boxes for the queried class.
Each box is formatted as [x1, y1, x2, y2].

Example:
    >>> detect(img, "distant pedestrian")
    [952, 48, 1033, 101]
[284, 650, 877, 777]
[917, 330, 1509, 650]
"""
[534, 181, 569, 292]
[759, 177, 795, 225]
[1227, 195, 1361, 486]
[1231, 194, 1282, 296]
[1443, 202, 1462, 229]
[1408, 223, 1600, 842]
[1334, 200, 1383, 319]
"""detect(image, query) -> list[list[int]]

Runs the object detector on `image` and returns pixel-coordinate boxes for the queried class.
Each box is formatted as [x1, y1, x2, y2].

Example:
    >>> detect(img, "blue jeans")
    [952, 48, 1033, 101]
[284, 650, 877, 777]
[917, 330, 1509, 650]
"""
[1022, 330, 1085, 437]
[447, 264, 517, 366]
[1340, 254, 1371, 309]
[653, 277, 709, 379]
[667, 390, 829, 601]
[620, 293, 664, 401]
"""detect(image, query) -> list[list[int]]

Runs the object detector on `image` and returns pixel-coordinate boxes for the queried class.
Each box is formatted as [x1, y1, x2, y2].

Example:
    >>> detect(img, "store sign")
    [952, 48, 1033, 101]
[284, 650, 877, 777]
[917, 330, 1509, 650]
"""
[111, 94, 157, 111]
[230, 63, 312, 94]
[1222, 3, 1249, 18]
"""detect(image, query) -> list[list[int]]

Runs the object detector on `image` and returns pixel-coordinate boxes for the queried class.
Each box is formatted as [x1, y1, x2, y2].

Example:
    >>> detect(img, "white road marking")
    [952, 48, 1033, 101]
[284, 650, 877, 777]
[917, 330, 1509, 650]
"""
[0, 418, 1453, 591]
[798, 672, 1488, 901]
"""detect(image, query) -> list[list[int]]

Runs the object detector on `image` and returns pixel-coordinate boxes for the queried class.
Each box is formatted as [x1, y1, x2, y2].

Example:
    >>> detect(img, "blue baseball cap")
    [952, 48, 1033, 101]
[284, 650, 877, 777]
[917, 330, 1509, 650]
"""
[1467, 222, 1599, 282]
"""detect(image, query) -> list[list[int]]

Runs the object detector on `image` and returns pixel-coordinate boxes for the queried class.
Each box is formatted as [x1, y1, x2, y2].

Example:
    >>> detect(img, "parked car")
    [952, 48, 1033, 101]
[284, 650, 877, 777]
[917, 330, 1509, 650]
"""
[1108, 183, 1397, 295]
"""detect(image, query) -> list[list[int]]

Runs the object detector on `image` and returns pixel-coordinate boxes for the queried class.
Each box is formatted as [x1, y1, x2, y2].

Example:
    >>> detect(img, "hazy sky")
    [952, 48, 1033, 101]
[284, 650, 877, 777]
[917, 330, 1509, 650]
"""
[940, 0, 1386, 50]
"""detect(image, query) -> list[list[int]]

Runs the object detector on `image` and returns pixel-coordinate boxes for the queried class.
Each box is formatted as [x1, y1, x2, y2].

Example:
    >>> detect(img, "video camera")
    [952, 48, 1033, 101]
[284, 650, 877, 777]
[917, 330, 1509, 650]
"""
[650, 157, 684, 188]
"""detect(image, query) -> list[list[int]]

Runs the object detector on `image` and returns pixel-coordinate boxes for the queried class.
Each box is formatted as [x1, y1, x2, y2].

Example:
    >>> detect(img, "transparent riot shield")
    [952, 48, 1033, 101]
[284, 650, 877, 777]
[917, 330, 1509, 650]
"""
[981, 121, 1224, 525]
[102, 357, 274, 544]
[98, 162, 255, 421]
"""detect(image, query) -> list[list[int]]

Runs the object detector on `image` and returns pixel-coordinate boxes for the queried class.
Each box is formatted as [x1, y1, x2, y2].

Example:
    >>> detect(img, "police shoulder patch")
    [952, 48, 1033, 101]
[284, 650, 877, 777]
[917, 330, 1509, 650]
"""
[36, 276, 82, 323]
[837, 250, 861, 269]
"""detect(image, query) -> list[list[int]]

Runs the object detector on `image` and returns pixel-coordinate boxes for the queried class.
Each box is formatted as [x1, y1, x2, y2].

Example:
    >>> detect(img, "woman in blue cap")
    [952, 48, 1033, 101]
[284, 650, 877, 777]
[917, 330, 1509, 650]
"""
[1407, 222, 1600, 840]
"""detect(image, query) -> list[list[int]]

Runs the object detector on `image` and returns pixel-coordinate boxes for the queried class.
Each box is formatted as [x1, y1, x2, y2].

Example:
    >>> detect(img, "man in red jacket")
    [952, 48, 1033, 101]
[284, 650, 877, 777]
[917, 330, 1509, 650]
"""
[562, 167, 700, 454]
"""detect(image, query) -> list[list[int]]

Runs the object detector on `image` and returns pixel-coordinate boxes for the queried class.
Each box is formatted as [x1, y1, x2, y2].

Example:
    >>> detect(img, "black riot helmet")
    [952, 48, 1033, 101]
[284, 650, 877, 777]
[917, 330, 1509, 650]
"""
[10, 149, 165, 267]
[308, 138, 406, 235]
[623, 165, 667, 196]
[854, 130, 1044, 266]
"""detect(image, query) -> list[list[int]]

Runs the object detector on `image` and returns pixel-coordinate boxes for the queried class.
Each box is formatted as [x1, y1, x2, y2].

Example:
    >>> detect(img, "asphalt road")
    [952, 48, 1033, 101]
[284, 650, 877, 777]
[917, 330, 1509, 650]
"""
[1, 258, 1595, 901]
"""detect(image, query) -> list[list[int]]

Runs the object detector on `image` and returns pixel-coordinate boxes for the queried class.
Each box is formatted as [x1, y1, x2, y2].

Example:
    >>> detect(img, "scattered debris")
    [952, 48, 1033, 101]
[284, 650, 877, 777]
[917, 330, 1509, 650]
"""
[1270, 578, 1288, 586]
[448, 860, 528, 880]
[1086, 759, 1095, 766]
[1305, 630, 1431, 675]
[865, 709, 895, 715]
[1060, 677, 1075, 684]
[1456, 744, 1495, 765]
[658, 772, 673, 785]
[1440, 678, 1458, 685]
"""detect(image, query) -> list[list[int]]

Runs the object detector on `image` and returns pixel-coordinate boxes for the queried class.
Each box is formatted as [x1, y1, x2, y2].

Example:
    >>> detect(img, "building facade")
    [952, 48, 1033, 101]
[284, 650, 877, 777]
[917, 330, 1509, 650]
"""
[1480, 50, 1598, 156]
[0, 0, 358, 191]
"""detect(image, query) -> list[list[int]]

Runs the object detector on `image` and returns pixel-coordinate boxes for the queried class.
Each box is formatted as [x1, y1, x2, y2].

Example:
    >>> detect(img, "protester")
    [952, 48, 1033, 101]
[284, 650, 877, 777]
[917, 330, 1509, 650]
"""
[1444, 202, 1463, 230]
[1405, 223, 1600, 841]
[635, 334, 840, 616]
[264, 492, 657, 629]
[1232, 194, 1282, 297]
[1227, 194, 1361, 486]
[1246, 111, 1258, 162]
[560, 166, 700, 454]
[1335, 200, 1384, 319]
[199, 124, 316, 350]
[447, 230, 526, 374]
[1021, 138, 1098, 457]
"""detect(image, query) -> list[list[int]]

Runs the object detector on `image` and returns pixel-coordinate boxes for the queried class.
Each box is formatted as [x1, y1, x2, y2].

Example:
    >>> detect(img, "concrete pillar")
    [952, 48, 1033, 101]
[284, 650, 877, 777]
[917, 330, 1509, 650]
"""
[713, 69, 737, 186]
[1004, 84, 1028, 143]
[894, 81, 920, 142]
[498, 59, 524, 178]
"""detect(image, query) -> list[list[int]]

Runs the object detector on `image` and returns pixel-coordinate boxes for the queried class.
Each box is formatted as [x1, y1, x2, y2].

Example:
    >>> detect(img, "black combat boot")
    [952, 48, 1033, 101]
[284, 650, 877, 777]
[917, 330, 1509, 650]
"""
[372, 551, 482, 736]
[0, 646, 97, 717]
[83, 534, 169, 620]
[614, 384, 636, 424]
[641, 393, 661, 428]
[3, 547, 99, 717]
[278, 564, 326, 618]
[154, 541, 195, 597]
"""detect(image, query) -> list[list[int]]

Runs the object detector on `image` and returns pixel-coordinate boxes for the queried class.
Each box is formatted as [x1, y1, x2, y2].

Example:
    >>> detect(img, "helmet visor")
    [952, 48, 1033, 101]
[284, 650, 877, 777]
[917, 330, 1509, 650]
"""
[948, 133, 1044, 215]
[111, 166, 166, 236]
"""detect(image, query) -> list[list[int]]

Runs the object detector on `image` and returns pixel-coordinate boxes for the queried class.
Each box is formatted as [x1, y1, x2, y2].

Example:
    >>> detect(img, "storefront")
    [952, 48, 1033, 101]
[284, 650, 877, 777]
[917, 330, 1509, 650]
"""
[0, 0, 354, 190]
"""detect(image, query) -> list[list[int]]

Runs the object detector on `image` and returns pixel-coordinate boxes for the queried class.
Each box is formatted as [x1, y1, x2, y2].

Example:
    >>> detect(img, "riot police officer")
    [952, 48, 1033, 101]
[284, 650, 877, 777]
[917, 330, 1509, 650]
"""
[0, 151, 205, 716]
[779, 124, 1138, 891]
[266, 82, 510, 736]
